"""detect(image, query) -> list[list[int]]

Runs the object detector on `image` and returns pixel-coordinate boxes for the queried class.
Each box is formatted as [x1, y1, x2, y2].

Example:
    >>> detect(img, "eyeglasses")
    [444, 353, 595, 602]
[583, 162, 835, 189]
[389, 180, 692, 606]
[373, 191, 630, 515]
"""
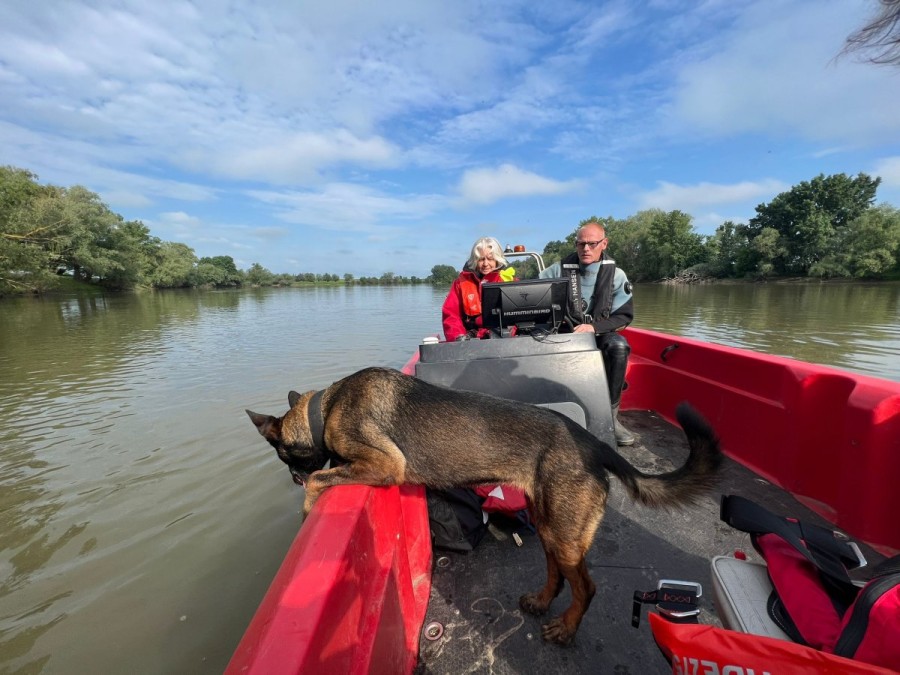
[576, 238, 606, 249]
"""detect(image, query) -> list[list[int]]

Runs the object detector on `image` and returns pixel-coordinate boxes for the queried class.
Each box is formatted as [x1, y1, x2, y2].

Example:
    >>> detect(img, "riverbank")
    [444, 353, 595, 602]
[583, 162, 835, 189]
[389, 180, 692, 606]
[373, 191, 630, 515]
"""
[0, 278, 440, 300]
[660, 273, 900, 285]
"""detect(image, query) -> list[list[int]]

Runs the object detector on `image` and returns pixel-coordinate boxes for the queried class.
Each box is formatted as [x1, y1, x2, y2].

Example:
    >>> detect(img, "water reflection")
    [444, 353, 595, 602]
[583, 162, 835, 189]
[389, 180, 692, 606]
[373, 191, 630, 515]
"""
[0, 282, 897, 673]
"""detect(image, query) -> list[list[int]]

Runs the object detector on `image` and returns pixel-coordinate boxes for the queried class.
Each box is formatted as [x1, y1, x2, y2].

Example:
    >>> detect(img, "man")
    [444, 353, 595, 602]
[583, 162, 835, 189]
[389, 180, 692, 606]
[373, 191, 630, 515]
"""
[540, 221, 635, 446]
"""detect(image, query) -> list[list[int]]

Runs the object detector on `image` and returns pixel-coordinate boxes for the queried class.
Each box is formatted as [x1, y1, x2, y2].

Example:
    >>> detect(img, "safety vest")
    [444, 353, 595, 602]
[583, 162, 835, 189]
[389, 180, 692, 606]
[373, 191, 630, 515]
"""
[459, 267, 516, 318]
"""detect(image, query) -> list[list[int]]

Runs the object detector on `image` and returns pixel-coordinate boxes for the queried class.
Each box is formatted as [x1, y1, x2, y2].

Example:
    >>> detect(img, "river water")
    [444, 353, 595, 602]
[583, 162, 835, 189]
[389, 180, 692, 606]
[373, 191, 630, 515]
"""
[1, 281, 898, 673]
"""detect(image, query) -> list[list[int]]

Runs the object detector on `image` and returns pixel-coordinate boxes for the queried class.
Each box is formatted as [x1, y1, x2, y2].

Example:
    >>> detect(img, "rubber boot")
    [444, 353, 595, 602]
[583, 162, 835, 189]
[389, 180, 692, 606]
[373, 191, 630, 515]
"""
[611, 404, 635, 446]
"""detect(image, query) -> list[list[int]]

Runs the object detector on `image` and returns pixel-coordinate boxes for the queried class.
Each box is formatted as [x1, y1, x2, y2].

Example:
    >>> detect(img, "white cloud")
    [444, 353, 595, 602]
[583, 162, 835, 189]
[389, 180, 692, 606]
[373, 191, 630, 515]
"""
[247, 183, 445, 231]
[457, 164, 583, 205]
[637, 179, 788, 211]
[0, 1, 525, 189]
[812, 146, 854, 159]
[159, 212, 203, 227]
[103, 191, 152, 208]
[217, 130, 400, 183]
[0, 121, 217, 206]
[669, 1, 900, 145]
[249, 227, 290, 240]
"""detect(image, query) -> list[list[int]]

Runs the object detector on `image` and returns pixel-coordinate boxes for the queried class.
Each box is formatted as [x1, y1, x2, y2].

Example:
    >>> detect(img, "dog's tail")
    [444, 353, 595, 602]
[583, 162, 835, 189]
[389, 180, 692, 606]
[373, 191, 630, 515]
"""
[606, 402, 722, 508]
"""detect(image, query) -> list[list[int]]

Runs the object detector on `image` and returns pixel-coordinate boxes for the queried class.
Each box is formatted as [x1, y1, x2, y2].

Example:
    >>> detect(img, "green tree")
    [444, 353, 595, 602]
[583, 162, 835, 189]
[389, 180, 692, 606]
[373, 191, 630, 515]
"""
[195, 261, 227, 286]
[197, 255, 243, 286]
[0, 166, 44, 222]
[429, 264, 457, 285]
[537, 236, 577, 275]
[51, 186, 123, 282]
[603, 213, 651, 279]
[810, 204, 900, 278]
[102, 219, 157, 288]
[615, 210, 706, 280]
[707, 221, 749, 278]
[0, 167, 59, 293]
[246, 262, 274, 286]
[747, 173, 881, 275]
[1, 168, 150, 291]
[747, 227, 785, 278]
[148, 242, 198, 288]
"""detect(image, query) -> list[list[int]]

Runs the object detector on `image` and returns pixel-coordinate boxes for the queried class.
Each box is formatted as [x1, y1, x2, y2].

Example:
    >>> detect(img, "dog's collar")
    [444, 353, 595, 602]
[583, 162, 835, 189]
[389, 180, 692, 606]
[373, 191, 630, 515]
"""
[307, 389, 326, 452]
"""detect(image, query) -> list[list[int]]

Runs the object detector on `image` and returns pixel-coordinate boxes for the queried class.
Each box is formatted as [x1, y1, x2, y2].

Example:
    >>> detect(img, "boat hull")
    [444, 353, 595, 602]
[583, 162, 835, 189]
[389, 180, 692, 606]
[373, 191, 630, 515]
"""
[228, 327, 900, 673]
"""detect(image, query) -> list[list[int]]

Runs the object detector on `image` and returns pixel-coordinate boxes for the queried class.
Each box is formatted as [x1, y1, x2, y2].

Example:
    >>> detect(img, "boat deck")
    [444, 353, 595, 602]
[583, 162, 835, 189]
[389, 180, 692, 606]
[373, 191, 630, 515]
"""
[415, 409, 884, 674]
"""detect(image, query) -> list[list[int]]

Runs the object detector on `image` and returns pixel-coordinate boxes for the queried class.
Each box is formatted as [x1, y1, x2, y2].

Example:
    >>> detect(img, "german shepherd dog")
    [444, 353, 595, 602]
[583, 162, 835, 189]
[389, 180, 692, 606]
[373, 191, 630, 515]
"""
[247, 366, 721, 645]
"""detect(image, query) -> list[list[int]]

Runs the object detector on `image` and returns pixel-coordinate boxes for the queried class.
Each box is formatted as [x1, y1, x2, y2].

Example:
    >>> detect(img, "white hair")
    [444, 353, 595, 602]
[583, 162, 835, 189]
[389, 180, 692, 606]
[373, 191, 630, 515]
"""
[467, 237, 508, 270]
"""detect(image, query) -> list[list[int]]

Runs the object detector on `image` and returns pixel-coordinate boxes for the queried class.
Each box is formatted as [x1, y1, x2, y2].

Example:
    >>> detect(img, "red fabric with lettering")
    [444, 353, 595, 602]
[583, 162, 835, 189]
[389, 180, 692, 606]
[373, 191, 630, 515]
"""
[648, 613, 894, 675]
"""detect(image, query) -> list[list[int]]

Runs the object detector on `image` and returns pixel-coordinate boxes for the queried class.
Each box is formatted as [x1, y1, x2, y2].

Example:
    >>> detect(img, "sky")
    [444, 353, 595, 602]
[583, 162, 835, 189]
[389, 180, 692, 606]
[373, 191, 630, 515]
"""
[2, 0, 900, 278]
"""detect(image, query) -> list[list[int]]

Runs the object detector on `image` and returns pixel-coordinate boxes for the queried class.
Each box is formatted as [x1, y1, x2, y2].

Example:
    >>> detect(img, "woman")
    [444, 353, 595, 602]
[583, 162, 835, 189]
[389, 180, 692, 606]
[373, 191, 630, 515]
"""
[441, 237, 516, 341]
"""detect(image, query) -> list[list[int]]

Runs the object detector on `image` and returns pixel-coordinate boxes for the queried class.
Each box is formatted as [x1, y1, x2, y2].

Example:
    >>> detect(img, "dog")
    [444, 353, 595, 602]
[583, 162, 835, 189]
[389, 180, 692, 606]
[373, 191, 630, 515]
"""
[246, 366, 722, 645]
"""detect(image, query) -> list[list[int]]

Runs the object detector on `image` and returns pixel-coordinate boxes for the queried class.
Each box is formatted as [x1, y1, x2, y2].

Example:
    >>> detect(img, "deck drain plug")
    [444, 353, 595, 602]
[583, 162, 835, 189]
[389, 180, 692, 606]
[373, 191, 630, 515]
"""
[424, 621, 444, 640]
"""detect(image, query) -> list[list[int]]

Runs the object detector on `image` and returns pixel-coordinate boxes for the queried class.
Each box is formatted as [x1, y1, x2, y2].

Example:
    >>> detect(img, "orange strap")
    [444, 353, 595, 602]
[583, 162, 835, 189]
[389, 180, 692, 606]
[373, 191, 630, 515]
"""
[459, 278, 481, 317]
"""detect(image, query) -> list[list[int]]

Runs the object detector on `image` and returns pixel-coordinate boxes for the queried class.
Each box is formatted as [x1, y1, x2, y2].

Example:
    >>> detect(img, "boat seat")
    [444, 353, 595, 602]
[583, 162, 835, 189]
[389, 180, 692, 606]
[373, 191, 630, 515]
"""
[710, 555, 791, 641]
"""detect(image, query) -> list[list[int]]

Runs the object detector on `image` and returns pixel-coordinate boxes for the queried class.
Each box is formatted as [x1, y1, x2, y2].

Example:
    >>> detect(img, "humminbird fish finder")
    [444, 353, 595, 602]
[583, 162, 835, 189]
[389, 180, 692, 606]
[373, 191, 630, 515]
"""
[481, 277, 569, 336]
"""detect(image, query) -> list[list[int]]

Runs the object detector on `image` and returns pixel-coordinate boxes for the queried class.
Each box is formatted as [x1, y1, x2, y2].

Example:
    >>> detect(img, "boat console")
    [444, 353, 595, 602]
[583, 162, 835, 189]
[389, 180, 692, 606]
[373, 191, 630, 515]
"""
[415, 332, 616, 448]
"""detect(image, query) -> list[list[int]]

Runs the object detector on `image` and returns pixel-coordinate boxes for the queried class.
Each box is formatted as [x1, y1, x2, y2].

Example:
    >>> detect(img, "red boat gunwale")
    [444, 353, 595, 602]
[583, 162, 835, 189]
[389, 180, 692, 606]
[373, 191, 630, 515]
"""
[225, 483, 431, 675]
[621, 327, 900, 555]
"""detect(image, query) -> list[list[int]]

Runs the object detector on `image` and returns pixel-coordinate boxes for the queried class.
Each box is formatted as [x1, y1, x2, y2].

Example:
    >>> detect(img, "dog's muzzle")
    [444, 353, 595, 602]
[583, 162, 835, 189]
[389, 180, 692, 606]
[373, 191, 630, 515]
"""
[290, 468, 309, 488]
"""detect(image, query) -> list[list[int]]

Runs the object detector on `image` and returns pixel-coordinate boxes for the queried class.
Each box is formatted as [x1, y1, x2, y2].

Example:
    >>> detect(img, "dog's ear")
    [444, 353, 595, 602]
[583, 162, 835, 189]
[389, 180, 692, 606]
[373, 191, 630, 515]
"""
[246, 410, 280, 440]
[288, 390, 302, 408]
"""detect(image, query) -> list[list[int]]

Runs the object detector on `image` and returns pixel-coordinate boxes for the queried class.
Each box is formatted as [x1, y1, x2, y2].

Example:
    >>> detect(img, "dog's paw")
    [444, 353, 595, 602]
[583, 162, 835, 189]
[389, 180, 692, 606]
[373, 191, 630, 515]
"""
[518, 592, 549, 616]
[540, 616, 575, 646]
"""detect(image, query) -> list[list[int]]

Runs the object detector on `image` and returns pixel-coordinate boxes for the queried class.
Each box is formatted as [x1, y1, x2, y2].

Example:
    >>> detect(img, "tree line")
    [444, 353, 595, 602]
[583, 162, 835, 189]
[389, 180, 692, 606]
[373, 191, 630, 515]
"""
[494, 173, 900, 282]
[0, 166, 432, 296]
[4, 165, 899, 297]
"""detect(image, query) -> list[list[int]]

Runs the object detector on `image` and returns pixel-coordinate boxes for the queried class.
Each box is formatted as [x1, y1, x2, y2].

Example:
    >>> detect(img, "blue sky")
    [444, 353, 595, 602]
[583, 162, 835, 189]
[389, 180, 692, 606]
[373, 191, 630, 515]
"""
[2, 0, 899, 278]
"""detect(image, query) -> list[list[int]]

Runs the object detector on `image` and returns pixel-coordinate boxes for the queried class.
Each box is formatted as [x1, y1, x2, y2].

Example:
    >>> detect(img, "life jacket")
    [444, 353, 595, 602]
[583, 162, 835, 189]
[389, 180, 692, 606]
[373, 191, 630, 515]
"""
[718, 495, 900, 672]
[644, 497, 900, 674]
[458, 266, 516, 319]
[459, 276, 481, 318]
[559, 252, 619, 321]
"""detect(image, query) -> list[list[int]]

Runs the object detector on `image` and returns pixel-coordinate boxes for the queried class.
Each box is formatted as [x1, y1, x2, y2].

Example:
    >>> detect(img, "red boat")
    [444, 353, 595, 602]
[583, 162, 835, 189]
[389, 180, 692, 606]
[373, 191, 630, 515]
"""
[226, 264, 900, 674]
